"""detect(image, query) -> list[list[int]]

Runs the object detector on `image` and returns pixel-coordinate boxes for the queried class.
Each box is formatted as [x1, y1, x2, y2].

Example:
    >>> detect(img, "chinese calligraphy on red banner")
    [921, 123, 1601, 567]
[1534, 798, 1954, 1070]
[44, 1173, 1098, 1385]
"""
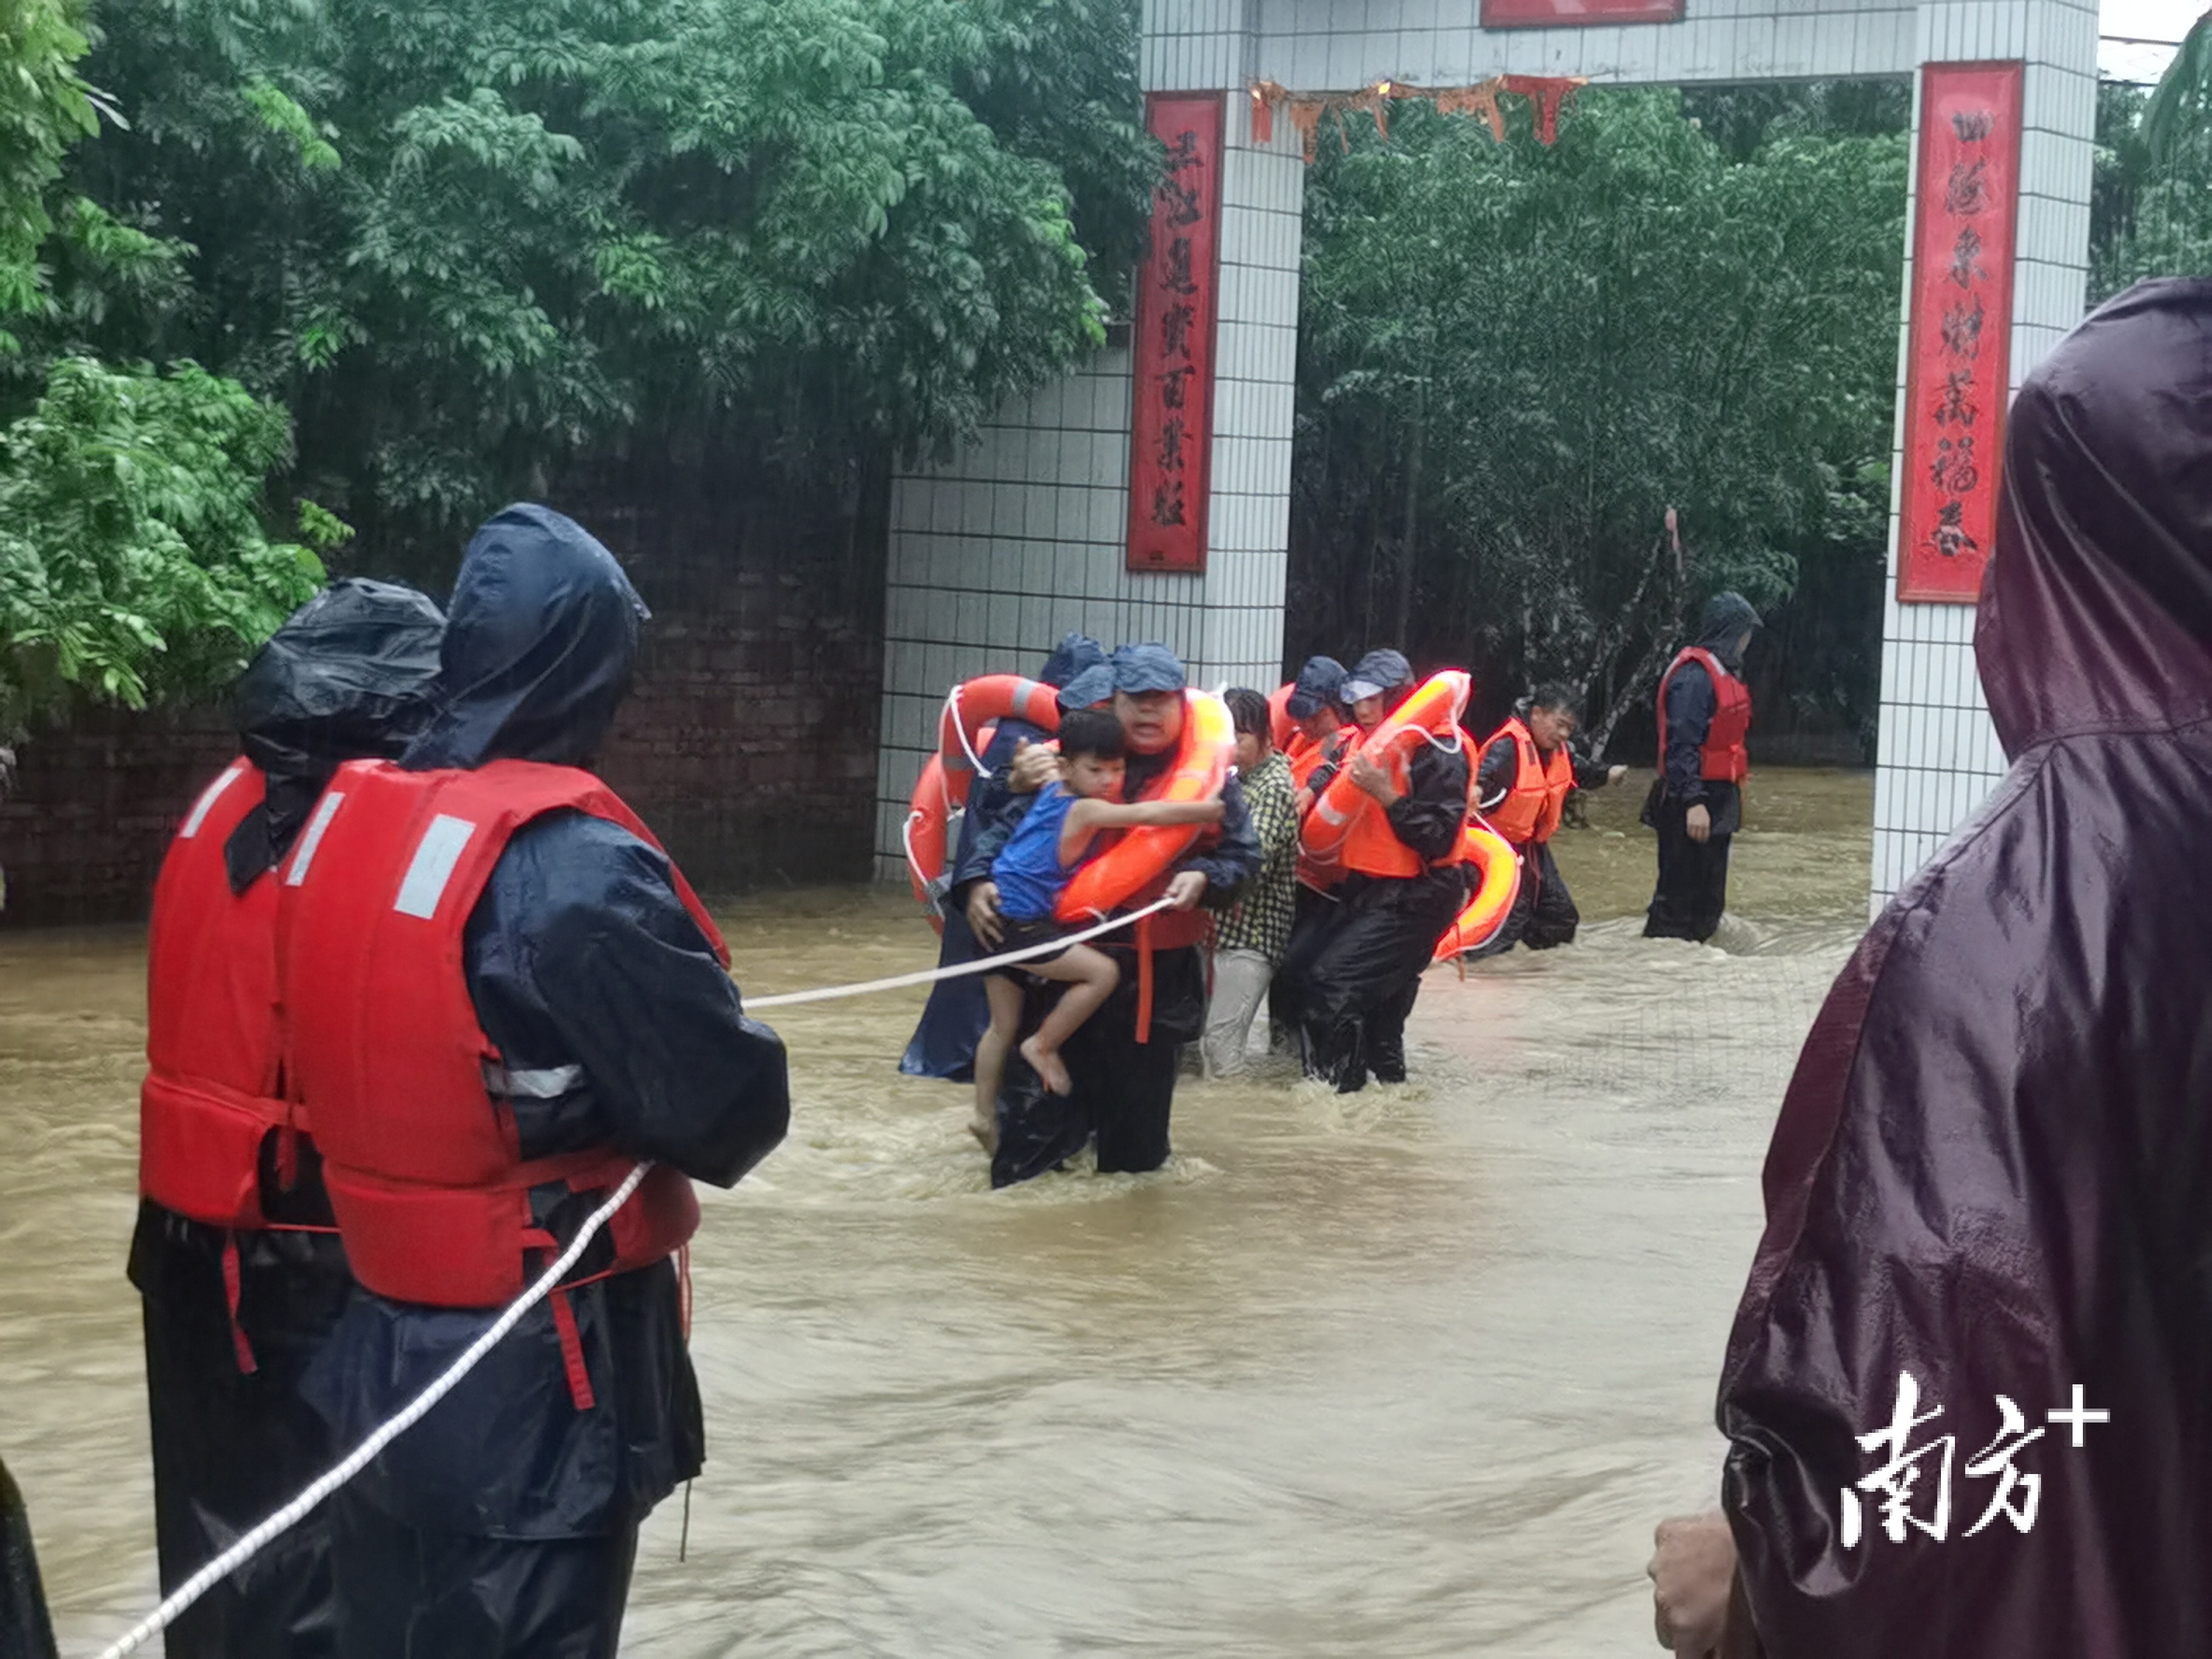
[1481, 0, 1682, 25]
[1127, 94, 1222, 575]
[1897, 62, 2022, 603]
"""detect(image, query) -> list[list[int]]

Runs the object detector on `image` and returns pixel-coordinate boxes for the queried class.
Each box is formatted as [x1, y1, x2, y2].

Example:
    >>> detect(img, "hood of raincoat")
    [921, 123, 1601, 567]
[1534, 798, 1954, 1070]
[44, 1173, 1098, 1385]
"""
[1715, 278, 2212, 1656]
[225, 577, 444, 891]
[1977, 277, 2212, 757]
[403, 504, 646, 772]
[1690, 591, 1760, 672]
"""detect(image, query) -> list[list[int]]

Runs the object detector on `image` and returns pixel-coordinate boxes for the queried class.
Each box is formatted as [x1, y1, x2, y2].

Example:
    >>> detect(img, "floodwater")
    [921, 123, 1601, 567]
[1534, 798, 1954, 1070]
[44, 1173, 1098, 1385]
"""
[1, 768, 1875, 1657]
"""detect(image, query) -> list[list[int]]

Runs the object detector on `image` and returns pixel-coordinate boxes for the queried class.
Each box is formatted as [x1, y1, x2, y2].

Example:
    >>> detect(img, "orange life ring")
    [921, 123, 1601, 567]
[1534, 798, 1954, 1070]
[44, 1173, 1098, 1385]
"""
[1299, 669, 1473, 875]
[1054, 690, 1235, 923]
[1432, 821, 1522, 960]
[903, 675, 1063, 930]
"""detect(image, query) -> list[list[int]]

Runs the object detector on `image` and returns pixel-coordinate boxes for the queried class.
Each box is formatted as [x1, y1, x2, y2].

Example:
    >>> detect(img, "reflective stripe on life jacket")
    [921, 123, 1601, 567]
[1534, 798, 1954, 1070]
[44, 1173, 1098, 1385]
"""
[1657, 647, 1753, 784]
[1481, 716, 1574, 846]
[140, 759, 302, 1231]
[282, 757, 725, 1310]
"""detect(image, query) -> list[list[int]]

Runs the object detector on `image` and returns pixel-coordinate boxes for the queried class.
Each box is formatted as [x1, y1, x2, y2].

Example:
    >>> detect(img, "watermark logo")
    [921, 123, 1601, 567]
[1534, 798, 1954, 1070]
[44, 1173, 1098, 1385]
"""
[1842, 1373, 2108, 1545]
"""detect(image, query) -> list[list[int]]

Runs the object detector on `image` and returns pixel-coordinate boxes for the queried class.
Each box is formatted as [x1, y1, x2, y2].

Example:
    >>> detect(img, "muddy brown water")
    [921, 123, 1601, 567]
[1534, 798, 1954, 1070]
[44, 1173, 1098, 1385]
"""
[1, 768, 1874, 1655]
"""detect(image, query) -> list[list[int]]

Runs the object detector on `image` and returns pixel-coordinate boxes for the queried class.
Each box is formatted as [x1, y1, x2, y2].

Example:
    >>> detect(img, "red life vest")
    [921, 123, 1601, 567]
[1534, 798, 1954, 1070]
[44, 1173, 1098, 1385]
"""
[1657, 647, 1754, 783]
[139, 759, 301, 1231]
[1338, 743, 1470, 880]
[281, 758, 725, 1312]
[1481, 716, 1574, 846]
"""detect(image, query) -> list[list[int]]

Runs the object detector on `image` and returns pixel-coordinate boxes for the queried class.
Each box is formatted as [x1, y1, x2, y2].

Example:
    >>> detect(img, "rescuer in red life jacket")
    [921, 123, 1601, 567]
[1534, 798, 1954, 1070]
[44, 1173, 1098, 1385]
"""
[1279, 649, 1470, 1092]
[1641, 592, 1759, 943]
[130, 577, 444, 1659]
[286, 505, 791, 1659]
[1463, 683, 1627, 957]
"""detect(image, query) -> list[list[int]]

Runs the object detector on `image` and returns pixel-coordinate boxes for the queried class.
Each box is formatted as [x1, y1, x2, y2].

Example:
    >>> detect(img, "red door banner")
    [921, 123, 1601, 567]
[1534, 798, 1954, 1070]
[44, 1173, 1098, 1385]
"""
[1897, 61, 2023, 603]
[1481, 0, 1682, 25]
[1127, 93, 1224, 575]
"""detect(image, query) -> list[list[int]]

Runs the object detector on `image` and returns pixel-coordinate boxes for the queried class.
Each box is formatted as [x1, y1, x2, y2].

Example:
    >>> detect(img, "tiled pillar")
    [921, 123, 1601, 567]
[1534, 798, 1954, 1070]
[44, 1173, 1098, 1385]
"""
[1870, 0, 2094, 911]
[872, 1, 1304, 877]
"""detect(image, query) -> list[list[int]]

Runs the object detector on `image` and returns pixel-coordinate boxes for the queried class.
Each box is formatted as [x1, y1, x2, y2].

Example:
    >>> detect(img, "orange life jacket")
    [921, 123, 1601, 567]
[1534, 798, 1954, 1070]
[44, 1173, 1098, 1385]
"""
[1657, 647, 1753, 783]
[281, 759, 720, 1319]
[1481, 716, 1574, 846]
[1337, 743, 1469, 879]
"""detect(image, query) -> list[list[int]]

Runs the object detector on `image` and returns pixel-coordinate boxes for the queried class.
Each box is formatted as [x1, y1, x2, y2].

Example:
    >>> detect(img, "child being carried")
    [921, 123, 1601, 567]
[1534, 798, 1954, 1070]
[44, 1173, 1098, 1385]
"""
[976, 708, 1225, 1114]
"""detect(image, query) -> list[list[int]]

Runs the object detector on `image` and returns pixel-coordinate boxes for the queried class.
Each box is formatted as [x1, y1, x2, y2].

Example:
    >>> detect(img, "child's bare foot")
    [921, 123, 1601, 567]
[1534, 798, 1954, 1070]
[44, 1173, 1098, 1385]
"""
[968, 1110, 997, 1153]
[1020, 1034, 1072, 1096]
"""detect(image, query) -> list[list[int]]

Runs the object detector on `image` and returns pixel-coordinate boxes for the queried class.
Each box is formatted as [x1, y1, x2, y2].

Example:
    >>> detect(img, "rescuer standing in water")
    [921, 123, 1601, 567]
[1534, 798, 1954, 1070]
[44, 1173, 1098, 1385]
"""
[130, 577, 444, 1658]
[1467, 685, 1626, 956]
[283, 506, 791, 1658]
[959, 643, 1260, 1185]
[900, 632, 1108, 1085]
[1643, 593, 1758, 943]
[1282, 649, 1469, 1091]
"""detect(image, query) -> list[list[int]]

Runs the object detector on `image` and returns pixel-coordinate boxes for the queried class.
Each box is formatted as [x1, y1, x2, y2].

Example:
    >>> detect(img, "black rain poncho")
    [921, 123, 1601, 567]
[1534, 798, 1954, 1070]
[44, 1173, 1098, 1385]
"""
[299, 506, 790, 1658]
[128, 577, 443, 1659]
[1717, 279, 2212, 1655]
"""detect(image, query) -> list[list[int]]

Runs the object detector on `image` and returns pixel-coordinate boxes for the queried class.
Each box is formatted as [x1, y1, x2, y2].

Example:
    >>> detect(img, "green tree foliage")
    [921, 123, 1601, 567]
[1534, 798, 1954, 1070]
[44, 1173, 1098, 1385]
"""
[1292, 89, 1906, 753]
[59, 0, 1157, 549]
[0, 0, 99, 327]
[2093, 16, 2212, 301]
[0, 357, 332, 720]
[0, 0, 323, 731]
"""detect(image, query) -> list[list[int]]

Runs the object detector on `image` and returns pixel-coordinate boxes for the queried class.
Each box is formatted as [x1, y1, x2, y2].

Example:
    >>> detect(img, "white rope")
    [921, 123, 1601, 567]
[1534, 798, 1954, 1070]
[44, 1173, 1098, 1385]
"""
[948, 684, 988, 777]
[94, 891, 1188, 1653]
[745, 895, 1180, 1008]
[899, 808, 929, 896]
[93, 1164, 654, 1659]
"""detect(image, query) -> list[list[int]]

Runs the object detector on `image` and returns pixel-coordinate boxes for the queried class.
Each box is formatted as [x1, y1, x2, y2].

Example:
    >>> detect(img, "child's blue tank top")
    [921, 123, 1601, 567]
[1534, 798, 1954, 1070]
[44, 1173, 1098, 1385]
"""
[991, 783, 1086, 921]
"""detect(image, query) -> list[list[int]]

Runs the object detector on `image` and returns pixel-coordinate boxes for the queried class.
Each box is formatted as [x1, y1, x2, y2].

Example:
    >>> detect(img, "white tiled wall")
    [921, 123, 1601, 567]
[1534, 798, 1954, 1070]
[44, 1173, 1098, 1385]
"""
[874, 0, 2097, 890]
[1254, 0, 1920, 87]
[1871, 0, 2094, 911]
[873, 4, 1305, 880]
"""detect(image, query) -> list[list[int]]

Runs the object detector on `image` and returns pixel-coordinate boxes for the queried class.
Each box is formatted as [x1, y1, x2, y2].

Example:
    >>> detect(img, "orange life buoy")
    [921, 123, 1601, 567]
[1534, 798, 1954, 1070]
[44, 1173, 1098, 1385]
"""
[1433, 821, 1522, 960]
[1299, 669, 1472, 876]
[1054, 690, 1235, 923]
[903, 675, 1063, 930]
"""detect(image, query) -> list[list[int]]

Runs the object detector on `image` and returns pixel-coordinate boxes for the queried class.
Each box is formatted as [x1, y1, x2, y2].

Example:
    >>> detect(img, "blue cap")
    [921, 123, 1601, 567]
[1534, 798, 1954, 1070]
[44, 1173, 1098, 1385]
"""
[1038, 632, 1108, 689]
[1109, 642, 1187, 695]
[1342, 648, 1413, 703]
[1285, 655, 1347, 719]
[1056, 663, 1117, 711]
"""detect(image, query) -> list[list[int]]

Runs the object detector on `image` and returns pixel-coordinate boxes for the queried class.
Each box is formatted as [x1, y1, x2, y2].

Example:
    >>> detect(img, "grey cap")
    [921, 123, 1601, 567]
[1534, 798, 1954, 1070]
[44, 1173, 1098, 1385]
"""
[1342, 648, 1413, 703]
[1285, 655, 1347, 719]
[1110, 642, 1188, 695]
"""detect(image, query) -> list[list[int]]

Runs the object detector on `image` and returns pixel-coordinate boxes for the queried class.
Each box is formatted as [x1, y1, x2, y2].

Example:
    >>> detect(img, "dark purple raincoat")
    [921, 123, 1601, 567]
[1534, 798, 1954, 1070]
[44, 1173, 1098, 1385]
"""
[1718, 278, 2212, 1655]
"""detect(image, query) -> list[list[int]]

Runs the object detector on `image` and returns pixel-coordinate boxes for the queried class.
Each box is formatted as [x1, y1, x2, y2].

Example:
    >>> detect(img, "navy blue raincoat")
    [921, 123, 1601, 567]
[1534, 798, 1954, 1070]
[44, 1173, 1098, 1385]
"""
[302, 506, 789, 1541]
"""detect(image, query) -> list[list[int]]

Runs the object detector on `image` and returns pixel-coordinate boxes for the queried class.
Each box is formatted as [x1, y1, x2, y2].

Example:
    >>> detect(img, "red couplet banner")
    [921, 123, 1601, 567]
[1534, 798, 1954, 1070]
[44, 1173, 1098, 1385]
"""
[1481, 0, 1683, 25]
[1127, 93, 1224, 575]
[1897, 61, 2023, 603]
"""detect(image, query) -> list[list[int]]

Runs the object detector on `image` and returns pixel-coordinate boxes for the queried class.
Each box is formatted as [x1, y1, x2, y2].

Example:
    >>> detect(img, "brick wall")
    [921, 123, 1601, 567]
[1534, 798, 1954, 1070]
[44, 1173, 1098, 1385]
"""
[0, 466, 890, 927]
[0, 703, 238, 926]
